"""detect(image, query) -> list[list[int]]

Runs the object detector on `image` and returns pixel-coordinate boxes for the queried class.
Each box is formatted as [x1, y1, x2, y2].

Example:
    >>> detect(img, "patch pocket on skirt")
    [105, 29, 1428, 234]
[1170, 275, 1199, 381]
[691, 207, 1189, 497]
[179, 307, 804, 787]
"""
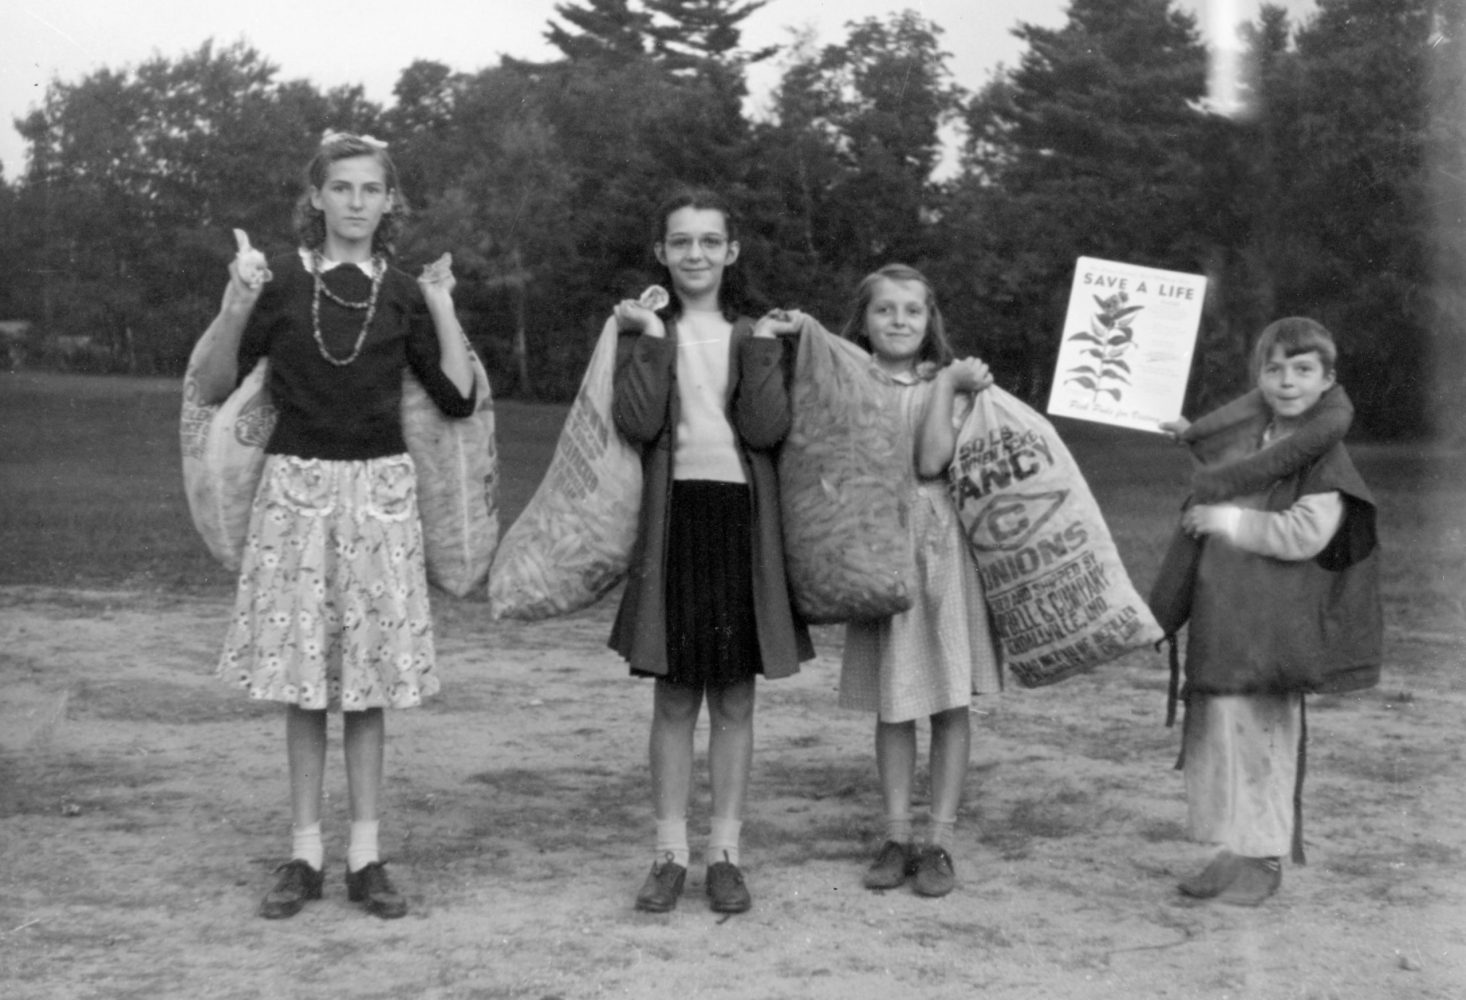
[363, 454, 418, 522]
[269, 458, 337, 517]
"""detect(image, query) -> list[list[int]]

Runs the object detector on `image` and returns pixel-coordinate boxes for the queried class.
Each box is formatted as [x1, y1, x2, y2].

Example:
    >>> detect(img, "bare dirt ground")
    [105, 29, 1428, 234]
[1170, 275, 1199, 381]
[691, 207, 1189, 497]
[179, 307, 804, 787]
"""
[1, 580, 1463, 1000]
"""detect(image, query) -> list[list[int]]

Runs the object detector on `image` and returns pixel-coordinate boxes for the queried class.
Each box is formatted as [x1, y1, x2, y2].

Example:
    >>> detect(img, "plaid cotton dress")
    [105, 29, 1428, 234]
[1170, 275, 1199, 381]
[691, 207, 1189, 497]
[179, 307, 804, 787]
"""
[838, 371, 1002, 722]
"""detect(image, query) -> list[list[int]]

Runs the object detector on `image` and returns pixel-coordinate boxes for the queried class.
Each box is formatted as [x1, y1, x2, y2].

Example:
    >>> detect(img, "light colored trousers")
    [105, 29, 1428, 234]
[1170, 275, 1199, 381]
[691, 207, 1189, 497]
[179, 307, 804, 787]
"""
[1183, 693, 1302, 858]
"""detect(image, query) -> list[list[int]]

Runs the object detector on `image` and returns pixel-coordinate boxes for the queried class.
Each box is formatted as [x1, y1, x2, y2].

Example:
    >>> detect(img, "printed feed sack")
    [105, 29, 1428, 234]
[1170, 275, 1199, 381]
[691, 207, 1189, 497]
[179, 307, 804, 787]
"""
[951, 387, 1161, 687]
[779, 318, 916, 624]
[489, 317, 642, 620]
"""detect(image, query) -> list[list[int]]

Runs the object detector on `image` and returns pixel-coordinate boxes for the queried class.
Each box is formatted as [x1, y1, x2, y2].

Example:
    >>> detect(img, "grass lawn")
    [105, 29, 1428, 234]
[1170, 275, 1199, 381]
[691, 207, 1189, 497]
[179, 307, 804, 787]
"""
[2, 368, 1461, 641]
[0, 372, 568, 592]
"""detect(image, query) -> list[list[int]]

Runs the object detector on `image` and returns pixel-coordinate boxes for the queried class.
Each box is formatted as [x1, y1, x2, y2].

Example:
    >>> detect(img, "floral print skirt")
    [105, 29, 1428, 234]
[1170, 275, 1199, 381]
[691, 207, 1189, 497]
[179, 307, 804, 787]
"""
[218, 453, 439, 711]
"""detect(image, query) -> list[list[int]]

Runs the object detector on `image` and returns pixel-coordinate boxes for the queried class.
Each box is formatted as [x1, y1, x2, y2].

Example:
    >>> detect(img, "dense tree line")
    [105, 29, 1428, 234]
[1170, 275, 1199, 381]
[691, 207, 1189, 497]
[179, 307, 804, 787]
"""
[3, 0, 1462, 438]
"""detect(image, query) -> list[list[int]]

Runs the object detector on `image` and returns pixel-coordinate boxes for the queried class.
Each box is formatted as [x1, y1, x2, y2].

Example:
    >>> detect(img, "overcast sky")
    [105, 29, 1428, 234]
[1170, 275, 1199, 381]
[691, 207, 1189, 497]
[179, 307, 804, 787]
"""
[2, 0, 1316, 178]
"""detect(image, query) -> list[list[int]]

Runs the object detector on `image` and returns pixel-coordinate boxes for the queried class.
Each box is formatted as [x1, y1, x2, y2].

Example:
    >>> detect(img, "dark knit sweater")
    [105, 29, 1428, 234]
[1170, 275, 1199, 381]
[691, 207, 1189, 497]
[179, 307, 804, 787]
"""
[238, 252, 477, 460]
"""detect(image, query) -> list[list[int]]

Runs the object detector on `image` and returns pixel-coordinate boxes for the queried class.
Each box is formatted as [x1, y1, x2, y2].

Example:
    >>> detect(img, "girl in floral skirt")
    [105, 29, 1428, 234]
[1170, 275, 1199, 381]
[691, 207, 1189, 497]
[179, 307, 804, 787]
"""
[192, 132, 476, 920]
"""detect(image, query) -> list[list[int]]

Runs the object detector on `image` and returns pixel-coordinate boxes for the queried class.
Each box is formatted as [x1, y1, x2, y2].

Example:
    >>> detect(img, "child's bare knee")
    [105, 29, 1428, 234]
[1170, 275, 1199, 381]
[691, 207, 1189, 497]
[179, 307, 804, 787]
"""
[653, 680, 703, 724]
[707, 681, 755, 726]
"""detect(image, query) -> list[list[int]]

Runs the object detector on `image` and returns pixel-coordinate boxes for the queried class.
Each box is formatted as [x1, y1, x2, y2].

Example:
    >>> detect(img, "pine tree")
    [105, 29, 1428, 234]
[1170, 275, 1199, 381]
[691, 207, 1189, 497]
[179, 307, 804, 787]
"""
[545, 0, 655, 64]
[950, 0, 1209, 398]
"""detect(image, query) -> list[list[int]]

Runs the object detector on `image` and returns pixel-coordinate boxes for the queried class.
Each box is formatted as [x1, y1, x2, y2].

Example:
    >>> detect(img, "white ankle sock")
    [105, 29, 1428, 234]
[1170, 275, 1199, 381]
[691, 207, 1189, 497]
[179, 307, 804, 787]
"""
[707, 817, 742, 868]
[655, 818, 689, 868]
[347, 820, 380, 873]
[291, 822, 323, 871]
[929, 818, 957, 851]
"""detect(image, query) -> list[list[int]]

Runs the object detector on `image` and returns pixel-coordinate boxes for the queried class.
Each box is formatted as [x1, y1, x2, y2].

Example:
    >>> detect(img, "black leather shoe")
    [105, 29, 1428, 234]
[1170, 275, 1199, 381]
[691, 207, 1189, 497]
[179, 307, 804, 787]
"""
[346, 861, 408, 919]
[706, 859, 752, 914]
[260, 859, 323, 919]
[635, 856, 687, 913]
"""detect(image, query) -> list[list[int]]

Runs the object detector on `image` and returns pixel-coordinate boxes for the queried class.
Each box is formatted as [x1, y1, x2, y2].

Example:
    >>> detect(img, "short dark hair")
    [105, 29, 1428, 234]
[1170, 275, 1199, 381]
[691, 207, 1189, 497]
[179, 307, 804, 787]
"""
[838, 263, 956, 367]
[293, 133, 408, 258]
[1251, 316, 1337, 379]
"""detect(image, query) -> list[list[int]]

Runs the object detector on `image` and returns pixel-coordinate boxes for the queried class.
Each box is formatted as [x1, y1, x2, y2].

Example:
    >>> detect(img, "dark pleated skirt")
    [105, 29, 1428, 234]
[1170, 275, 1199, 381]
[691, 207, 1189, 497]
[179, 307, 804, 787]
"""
[640, 479, 763, 689]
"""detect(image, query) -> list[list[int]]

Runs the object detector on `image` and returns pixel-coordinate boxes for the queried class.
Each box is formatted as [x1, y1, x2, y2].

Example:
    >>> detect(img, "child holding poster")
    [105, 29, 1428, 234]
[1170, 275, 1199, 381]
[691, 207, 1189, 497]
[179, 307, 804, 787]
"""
[1154, 317, 1381, 906]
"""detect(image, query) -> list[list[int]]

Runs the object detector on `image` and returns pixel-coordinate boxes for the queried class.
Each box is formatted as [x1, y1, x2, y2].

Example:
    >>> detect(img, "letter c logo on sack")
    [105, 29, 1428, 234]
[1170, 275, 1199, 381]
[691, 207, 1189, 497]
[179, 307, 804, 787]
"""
[966, 491, 1069, 552]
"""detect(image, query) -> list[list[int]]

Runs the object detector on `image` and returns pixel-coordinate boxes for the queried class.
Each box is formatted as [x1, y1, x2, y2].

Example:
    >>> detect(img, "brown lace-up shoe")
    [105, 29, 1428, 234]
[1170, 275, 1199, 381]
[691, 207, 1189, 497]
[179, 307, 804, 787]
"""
[1215, 856, 1281, 907]
[706, 856, 752, 914]
[913, 846, 956, 898]
[863, 840, 916, 890]
[259, 859, 323, 919]
[346, 861, 408, 919]
[635, 855, 687, 913]
[1178, 850, 1243, 899]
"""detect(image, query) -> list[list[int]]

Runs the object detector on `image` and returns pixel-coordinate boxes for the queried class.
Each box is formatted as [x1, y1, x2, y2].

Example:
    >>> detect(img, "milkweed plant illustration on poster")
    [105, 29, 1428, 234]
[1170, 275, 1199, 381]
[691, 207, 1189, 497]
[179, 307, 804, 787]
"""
[1046, 257, 1206, 433]
[1063, 292, 1145, 405]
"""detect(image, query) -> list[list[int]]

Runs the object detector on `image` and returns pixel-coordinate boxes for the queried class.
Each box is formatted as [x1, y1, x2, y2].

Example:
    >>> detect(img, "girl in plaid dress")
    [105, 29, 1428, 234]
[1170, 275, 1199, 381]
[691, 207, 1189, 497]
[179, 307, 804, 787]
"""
[838, 265, 1003, 897]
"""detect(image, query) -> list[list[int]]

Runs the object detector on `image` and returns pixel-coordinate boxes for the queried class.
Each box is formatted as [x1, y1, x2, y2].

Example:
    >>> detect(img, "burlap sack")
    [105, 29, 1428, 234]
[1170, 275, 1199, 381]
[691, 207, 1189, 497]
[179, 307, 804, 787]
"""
[951, 386, 1161, 686]
[181, 338, 499, 596]
[778, 318, 916, 624]
[488, 317, 642, 620]
[180, 349, 274, 572]
[401, 352, 499, 597]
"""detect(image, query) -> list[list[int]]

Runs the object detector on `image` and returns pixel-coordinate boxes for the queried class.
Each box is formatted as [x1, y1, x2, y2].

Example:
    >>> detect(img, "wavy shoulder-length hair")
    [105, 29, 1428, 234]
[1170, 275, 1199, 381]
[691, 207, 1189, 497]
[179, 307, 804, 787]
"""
[292, 132, 408, 258]
[838, 263, 955, 367]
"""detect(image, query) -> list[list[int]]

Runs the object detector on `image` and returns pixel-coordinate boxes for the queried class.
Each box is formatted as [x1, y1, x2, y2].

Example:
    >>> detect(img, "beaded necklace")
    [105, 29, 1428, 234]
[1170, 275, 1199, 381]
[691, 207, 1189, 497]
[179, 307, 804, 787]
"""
[310, 250, 385, 366]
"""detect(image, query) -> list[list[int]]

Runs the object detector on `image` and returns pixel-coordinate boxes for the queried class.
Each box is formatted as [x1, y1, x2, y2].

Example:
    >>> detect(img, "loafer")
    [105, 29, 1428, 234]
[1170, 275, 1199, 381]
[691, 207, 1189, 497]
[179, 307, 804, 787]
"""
[1178, 850, 1243, 899]
[346, 861, 408, 919]
[705, 860, 752, 914]
[1216, 857, 1281, 907]
[260, 859, 323, 919]
[863, 840, 916, 890]
[635, 857, 687, 913]
[913, 846, 956, 898]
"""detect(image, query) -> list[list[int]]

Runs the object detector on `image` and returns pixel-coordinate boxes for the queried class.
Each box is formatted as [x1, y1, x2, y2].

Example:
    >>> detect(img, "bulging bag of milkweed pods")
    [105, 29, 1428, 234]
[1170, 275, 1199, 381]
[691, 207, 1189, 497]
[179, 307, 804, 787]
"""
[401, 350, 499, 597]
[779, 318, 916, 624]
[951, 386, 1161, 687]
[489, 317, 642, 620]
[181, 348, 277, 572]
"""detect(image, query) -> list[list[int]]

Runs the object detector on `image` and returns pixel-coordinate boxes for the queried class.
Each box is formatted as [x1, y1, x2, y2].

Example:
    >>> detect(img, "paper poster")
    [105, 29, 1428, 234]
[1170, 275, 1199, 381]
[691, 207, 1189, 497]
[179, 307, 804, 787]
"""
[1046, 257, 1207, 433]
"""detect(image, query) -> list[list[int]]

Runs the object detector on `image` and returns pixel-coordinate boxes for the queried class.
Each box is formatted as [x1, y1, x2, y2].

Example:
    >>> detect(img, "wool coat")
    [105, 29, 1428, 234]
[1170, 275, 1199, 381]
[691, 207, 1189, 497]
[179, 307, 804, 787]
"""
[607, 316, 813, 678]
[1184, 441, 1381, 696]
[1150, 387, 1382, 699]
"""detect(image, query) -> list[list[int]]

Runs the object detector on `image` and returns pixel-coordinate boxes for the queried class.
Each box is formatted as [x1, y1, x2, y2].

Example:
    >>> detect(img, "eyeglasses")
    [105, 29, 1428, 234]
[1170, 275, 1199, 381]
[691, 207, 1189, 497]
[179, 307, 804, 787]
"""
[661, 234, 729, 255]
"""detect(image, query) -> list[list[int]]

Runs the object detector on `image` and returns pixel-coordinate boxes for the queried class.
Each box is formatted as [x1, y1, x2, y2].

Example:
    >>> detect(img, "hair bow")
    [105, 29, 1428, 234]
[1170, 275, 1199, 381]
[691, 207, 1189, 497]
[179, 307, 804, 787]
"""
[320, 130, 389, 150]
